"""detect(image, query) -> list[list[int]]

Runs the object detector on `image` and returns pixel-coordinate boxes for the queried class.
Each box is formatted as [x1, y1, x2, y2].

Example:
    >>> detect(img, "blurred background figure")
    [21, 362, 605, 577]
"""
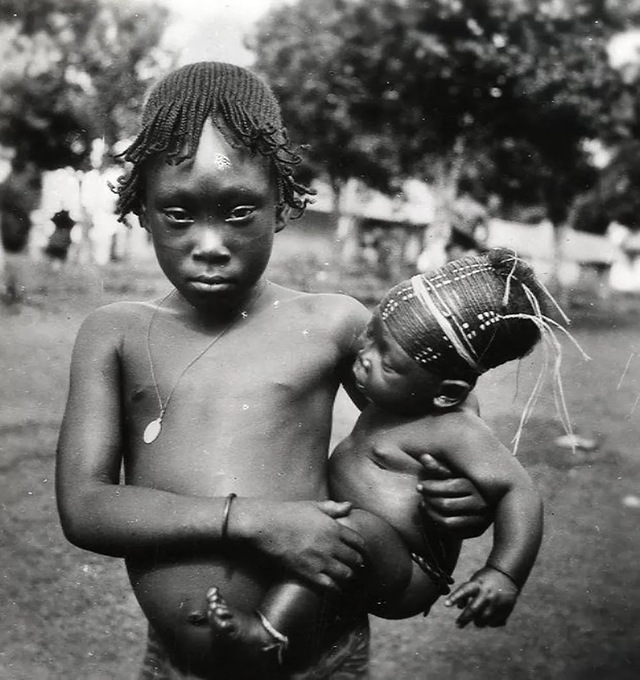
[0, 159, 41, 306]
[77, 138, 124, 266]
[43, 210, 75, 271]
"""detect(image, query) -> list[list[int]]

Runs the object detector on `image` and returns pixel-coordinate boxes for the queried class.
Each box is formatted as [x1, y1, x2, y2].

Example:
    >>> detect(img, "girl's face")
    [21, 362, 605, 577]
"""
[353, 312, 443, 414]
[140, 121, 283, 315]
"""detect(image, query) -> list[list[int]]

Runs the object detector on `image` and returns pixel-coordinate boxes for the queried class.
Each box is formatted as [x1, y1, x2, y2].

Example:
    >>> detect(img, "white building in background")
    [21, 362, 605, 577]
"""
[608, 222, 640, 293]
[31, 140, 152, 265]
[486, 218, 623, 292]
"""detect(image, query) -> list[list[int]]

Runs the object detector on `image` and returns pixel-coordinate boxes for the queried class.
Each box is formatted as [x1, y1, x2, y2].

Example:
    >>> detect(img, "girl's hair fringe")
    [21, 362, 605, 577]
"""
[112, 62, 314, 221]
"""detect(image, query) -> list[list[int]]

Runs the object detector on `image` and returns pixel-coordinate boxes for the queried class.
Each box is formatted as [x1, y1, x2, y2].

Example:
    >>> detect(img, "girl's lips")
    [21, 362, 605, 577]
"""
[192, 275, 232, 284]
[189, 279, 234, 293]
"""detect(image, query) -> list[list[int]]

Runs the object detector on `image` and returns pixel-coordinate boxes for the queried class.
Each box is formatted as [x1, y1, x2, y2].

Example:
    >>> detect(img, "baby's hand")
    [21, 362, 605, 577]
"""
[444, 565, 519, 628]
[249, 500, 366, 591]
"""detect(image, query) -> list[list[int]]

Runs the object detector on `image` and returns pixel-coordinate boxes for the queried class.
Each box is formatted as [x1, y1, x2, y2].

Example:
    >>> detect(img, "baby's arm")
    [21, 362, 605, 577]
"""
[56, 307, 365, 590]
[410, 414, 543, 628]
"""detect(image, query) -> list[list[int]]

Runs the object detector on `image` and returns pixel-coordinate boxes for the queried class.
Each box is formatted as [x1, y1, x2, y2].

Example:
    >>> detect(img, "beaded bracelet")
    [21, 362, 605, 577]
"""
[221, 493, 237, 541]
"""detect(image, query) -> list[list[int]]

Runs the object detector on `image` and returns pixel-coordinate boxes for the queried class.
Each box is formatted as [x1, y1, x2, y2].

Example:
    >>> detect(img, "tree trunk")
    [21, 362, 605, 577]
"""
[75, 171, 95, 267]
[331, 178, 359, 267]
[550, 220, 571, 310]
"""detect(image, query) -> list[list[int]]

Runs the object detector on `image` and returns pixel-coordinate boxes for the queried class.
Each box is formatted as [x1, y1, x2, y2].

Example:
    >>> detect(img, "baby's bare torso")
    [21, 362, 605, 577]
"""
[329, 407, 453, 554]
[113, 285, 362, 672]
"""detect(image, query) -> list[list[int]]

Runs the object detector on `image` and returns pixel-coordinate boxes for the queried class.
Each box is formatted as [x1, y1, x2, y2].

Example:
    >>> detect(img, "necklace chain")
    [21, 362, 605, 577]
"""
[143, 284, 265, 443]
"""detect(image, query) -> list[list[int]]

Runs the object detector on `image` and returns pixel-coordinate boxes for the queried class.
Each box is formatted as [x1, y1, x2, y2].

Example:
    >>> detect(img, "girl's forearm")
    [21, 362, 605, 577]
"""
[58, 483, 251, 557]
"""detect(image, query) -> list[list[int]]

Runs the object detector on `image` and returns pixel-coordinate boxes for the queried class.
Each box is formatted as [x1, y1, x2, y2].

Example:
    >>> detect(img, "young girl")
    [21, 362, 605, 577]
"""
[56, 62, 490, 680]
[207, 248, 561, 667]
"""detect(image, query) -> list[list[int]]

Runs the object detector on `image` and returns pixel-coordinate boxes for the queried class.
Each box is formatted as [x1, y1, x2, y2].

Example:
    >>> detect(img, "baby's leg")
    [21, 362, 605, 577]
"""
[207, 581, 322, 662]
[207, 509, 426, 665]
[368, 560, 443, 620]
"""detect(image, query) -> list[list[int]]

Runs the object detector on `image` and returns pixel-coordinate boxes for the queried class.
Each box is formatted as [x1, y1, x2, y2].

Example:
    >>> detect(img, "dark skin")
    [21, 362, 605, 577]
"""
[206, 312, 541, 664]
[56, 123, 491, 680]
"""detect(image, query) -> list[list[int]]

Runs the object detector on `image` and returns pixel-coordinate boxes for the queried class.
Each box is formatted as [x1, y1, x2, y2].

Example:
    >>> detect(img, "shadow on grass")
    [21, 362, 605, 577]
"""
[490, 414, 619, 471]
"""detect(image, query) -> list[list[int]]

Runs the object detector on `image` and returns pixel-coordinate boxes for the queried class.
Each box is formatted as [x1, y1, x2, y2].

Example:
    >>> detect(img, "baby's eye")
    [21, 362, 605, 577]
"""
[163, 208, 193, 224]
[227, 205, 256, 222]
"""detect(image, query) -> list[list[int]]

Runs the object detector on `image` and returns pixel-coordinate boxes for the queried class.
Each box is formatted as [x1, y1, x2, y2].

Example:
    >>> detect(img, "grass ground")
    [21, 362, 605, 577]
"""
[2, 251, 640, 680]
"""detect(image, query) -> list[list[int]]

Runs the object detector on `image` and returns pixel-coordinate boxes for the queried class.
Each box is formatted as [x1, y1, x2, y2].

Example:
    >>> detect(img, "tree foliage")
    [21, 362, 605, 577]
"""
[250, 0, 398, 200]
[252, 0, 627, 228]
[574, 140, 640, 232]
[0, 0, 171, 171]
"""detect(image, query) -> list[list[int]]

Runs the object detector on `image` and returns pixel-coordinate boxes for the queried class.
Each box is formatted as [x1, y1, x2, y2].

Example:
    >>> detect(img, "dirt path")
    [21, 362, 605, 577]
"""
[2, 291, 639, 679]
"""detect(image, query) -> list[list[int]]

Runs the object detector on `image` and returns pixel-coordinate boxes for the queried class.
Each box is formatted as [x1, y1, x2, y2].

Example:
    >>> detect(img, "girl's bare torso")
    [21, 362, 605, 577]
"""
[115, 287, 363, 673]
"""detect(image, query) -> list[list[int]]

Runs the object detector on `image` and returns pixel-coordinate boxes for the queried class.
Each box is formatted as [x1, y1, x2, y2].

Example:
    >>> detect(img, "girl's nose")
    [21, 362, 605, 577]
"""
[193, 227, 231, 263]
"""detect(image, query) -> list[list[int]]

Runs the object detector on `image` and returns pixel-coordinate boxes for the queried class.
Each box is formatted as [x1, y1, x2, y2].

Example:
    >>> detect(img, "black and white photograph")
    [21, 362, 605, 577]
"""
[1, 1, 639, 678]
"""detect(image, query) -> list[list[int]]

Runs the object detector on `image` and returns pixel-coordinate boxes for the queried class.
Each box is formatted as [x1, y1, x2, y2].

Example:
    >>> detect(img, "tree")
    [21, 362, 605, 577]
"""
[574, 140, 640, 232]
[252, 0, 627, 272]
[0, 0, 171, 171]
[250, 0, 401, 233]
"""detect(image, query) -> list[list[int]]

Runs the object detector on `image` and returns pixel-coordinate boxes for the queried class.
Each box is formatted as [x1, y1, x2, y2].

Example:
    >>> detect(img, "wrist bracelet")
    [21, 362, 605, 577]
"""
[486, 562, 520, 591]
[221, 493, 237, 541]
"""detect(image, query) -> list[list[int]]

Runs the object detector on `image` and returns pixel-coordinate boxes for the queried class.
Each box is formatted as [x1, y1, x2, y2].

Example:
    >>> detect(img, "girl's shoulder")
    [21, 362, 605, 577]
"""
[82, 299, 159, 326]
[76, 299, 161, 347]
[268, 284, 370, 328]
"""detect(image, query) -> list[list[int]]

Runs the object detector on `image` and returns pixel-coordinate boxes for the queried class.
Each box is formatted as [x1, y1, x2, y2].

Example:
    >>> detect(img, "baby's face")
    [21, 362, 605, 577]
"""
[353, 313, 442, 413]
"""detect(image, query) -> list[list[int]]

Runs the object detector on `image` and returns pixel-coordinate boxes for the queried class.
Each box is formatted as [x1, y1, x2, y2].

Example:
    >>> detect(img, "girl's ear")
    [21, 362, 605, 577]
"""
[275, 205, 288, 233]
[433, 380, 472, 410]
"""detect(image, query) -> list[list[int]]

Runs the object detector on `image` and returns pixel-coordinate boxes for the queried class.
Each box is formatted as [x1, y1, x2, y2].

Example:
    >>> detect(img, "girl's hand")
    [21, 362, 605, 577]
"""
[239, 499, 366, 591]
[444, 566, 519, 628]
[418, 453, 494, 539]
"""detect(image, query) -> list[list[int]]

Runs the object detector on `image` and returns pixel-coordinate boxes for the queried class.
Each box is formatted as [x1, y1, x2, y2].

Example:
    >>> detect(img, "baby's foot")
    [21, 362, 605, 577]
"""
[206, 587, 288, 662]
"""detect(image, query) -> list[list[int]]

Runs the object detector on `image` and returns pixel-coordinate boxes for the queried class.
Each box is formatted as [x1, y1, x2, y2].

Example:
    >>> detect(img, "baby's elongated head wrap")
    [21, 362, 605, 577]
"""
[380, 247, 589, 453]
[115, 61, 311, 220]
[379, 248, 550, 381]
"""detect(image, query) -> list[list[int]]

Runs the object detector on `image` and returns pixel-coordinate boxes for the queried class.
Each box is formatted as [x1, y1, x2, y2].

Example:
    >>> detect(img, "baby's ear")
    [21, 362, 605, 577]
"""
[433, 380, 472, 410]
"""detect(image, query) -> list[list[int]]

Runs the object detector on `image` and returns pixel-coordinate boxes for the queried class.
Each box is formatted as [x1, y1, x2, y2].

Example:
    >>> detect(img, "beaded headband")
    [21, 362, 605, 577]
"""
[379, 248, 590, 453]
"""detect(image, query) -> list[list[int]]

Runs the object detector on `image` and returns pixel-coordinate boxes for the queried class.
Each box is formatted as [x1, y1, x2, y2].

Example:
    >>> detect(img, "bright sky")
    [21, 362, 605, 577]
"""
[151, 0, 286, 66]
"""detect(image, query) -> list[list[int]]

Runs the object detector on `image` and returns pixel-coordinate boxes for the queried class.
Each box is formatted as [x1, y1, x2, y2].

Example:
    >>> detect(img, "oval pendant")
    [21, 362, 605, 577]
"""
[143, 418, 162, 444]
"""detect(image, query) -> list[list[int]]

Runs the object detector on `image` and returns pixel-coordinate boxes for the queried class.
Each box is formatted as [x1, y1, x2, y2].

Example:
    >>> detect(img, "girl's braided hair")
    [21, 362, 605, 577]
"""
[114, 62, 312, 221]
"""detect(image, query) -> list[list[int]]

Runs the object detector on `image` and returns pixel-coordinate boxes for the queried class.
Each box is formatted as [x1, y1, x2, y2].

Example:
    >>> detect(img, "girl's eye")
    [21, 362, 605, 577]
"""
[228, 205, 256, 222]
[163, 208, 192, 224]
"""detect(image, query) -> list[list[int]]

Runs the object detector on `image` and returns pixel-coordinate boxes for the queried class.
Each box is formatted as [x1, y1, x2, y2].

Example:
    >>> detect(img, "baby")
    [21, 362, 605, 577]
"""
[207, 248, 550, 666]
